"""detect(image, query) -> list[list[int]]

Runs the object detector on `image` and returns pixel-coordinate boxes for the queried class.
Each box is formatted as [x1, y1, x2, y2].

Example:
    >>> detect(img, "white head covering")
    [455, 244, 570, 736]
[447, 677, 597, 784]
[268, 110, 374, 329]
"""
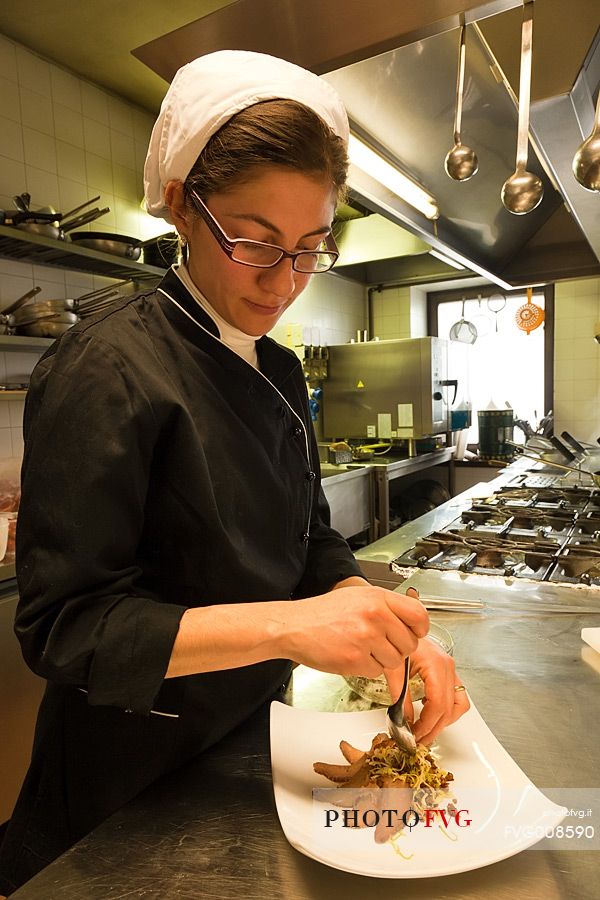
[144, 50, 349, 222]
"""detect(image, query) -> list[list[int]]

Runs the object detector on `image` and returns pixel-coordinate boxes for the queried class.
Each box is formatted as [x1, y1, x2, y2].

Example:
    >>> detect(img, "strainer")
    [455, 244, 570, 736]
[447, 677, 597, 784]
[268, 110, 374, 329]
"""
[449, 299, 478, 344]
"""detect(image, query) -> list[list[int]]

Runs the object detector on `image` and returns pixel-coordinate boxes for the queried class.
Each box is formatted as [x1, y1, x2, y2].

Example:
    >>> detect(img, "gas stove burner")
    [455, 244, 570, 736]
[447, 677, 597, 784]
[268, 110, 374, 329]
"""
[575, 513, 600, 536]
[550, 544, 600, 585]
[393, 531, 559, 580]
[390, 482, 600, 585]
[497, 485, 594, 504]
[460, 504, 576, 534]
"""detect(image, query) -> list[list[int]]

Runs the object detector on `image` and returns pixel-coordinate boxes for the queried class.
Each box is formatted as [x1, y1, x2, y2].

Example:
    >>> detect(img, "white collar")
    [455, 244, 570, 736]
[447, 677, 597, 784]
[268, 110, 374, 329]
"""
[174, 264, 259, 370]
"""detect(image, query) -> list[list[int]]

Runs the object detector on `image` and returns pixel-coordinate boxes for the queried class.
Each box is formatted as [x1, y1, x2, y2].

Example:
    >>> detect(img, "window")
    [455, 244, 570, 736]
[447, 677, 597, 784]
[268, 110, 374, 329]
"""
[429, 287, 554, 444]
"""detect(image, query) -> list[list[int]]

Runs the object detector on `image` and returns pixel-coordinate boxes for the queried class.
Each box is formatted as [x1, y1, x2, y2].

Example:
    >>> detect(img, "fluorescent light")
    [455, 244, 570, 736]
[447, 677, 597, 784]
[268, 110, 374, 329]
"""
[348, 134, 439, 220]
[429, 249, 466, 270]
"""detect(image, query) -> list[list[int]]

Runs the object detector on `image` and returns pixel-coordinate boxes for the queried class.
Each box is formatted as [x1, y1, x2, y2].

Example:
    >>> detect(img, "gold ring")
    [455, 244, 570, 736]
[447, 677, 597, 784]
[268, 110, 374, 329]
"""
[454, 685, 466, 693]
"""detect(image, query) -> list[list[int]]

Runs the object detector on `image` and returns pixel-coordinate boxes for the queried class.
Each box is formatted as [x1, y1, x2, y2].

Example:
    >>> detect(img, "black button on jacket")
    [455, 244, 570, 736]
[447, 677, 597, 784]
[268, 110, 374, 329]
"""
[15, 268, 362, 719]
[0, 269, 364, 892]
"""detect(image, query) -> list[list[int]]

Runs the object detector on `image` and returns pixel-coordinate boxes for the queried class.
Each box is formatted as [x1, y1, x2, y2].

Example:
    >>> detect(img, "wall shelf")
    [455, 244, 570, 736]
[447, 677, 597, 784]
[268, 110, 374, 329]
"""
[0, 224, 166, 282]
[0, 335, 53, 351]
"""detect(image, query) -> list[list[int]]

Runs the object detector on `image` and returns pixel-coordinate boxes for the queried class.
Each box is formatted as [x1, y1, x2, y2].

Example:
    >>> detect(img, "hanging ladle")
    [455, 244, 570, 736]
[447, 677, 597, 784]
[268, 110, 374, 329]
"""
[572, 88, 600, 192]
[501, 1, 544, 215]
[445, 23, 478, 182]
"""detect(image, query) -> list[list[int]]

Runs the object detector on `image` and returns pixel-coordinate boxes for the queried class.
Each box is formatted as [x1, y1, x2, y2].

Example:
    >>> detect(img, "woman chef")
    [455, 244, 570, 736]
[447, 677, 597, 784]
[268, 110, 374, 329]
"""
[0, 51, 469, 894]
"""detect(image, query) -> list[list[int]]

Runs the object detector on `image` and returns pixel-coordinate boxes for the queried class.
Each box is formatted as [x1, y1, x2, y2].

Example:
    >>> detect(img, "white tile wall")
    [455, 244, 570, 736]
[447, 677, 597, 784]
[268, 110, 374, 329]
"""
[554, 277, 600, 443]
[0, 31, 160, 460]
[371, 286, 412, 339]
[0, 31, 370, 461]
[409, 286, 428, 337]
[269, 271, 366, 347]
[0, 32, 158, 237]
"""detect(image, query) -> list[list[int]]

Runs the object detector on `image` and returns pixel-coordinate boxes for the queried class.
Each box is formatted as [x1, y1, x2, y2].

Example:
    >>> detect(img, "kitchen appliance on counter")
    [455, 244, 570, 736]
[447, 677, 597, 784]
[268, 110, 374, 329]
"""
[391, 470, 600, 587]
[323, 337, 450, 447]
[478, 407, 514, 460]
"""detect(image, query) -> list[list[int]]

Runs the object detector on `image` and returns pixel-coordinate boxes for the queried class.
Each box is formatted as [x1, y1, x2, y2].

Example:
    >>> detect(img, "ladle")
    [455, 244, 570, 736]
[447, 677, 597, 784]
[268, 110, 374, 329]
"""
[445, 24, 478, 182]
[501, 2, 543, 215]
[572, 88, 600, 192]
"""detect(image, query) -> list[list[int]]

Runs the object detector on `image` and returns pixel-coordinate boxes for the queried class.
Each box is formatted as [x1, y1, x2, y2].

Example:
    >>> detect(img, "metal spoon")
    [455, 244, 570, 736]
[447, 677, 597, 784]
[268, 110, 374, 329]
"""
[386, 656, 417, 753]
[572, 88, 600, 191]
[501, 2, 543, 215]
[445, 23, 478, 182]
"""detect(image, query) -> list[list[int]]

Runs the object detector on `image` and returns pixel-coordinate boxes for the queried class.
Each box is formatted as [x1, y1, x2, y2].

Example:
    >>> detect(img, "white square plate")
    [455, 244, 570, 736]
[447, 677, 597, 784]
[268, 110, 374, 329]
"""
[270, 700, 566, 878]
[582, 628, 600, 654]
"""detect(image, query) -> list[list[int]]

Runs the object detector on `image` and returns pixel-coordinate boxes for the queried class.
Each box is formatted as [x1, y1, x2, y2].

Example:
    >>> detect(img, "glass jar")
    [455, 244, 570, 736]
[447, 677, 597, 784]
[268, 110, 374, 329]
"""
[344, 621, 454, 706]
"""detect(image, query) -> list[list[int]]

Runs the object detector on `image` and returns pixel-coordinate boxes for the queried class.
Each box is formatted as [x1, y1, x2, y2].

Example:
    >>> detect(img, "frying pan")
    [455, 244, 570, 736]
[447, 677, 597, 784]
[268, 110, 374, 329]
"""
[17, 207, 110, 240]
[13, 311, 78, 328]
[9, 304, 78, 327]
[1, 286, 42, 316]
[68, 231, 143, 259]
[0, 286, 42, 334]
[142, 233, 180, 268]
[8, 283, 126, 326]
[16, 320, 74, 338]
[68, 231, 174, 262]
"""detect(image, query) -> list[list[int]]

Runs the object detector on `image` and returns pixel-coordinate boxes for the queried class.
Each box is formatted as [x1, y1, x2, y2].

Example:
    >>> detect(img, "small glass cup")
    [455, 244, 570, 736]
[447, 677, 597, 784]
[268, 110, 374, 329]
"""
[344, 621, 454, 706]
[0, 512, 16, 563]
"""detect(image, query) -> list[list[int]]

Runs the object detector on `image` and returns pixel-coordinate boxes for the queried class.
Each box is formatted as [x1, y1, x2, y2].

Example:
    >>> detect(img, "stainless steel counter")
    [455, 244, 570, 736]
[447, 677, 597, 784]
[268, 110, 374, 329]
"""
[320, 464, 375, 541]
[321, 447, 455, 537]
[9, 458, 600, 899]
[355, 459, 600, 613]
[11, 606, 600, 899]
[355, 471, 507, 590]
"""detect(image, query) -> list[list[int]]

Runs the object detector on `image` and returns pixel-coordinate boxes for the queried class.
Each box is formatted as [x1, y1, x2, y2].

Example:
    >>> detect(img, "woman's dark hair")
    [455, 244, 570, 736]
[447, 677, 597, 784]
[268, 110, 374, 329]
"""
[183, 99, 348, 210]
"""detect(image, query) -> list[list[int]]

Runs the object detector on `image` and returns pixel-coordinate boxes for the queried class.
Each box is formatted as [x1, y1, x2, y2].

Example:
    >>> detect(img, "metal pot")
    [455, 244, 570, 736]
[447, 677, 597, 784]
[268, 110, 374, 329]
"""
[11, 298, 77, 317]
[68, 231, 142, 259]
[16, 220, 61, 239]
[10, 308, 78, 328]
[16, 319, 75, 338]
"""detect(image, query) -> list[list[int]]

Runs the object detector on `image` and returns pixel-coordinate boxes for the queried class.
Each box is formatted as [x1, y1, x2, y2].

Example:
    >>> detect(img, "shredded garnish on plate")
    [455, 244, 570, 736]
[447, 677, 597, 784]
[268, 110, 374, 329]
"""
[313, 733, 455, 844]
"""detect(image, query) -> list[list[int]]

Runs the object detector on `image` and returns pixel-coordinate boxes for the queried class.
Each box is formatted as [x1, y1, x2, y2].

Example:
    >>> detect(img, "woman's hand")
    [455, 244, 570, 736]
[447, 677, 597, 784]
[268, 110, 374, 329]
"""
[284, 583, 429, 679]
[398, 635, 470, 746]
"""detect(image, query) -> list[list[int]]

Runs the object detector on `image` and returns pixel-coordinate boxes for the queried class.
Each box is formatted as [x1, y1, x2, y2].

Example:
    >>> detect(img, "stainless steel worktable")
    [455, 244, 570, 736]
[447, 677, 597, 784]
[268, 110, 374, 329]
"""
[320, 447, 455, 538]
[367, 448, 455, 536]
[9, 457, 600, 898]
[10, 594, 600, 898]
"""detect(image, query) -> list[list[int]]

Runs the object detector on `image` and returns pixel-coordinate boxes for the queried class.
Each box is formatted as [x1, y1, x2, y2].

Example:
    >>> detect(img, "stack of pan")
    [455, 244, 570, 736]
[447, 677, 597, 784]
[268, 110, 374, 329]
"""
[3, 281, 131, 338]
[11, 193, 111, 240]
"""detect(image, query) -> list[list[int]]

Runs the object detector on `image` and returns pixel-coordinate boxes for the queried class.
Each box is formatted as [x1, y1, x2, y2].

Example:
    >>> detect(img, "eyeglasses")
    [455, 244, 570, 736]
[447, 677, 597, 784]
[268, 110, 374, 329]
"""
[189, 189, 339, 274]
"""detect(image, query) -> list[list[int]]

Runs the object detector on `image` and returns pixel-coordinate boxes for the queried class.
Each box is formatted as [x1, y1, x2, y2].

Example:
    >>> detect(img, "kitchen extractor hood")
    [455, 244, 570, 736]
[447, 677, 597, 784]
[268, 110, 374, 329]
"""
[132, 0, 600, 288]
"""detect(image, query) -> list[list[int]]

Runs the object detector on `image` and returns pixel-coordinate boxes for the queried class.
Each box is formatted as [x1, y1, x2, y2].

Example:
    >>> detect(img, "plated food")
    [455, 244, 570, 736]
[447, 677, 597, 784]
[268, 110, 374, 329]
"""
[271, 703, 567, 878]
[313, 732, 455, 843]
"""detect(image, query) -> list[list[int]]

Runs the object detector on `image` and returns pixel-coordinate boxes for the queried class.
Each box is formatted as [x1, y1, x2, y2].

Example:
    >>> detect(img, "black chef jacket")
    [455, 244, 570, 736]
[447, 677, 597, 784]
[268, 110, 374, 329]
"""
[0, 268, 362, 894]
